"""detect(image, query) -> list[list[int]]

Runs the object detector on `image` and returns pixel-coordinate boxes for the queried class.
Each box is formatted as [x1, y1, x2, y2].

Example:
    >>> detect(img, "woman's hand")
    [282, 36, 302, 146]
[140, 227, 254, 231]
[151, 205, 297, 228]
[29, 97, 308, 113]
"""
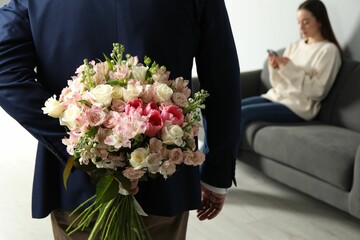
[268, 55, 289, 69]
[197, 186, 226, 221]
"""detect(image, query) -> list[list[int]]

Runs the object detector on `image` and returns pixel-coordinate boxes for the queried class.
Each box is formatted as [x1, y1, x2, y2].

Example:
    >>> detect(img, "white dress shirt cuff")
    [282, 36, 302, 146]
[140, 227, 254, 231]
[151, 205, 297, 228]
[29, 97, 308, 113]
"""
[201, 181, 227, 195]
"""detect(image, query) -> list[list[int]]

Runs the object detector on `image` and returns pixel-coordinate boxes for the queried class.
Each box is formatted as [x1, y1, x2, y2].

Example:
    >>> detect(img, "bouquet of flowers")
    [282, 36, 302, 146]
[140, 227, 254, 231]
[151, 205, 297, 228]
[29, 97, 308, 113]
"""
[42, 43, 209, 240]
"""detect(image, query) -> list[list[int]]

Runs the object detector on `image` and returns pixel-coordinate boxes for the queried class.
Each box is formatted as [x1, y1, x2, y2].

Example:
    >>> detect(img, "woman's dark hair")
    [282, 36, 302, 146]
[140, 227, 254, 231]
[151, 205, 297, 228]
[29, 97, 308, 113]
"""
[298, 0, 342, 54]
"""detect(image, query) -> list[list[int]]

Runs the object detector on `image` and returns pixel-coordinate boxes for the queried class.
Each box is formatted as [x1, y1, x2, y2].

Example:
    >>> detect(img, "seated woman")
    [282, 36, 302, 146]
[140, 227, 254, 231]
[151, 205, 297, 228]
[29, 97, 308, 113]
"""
[241, 0, 342, 137]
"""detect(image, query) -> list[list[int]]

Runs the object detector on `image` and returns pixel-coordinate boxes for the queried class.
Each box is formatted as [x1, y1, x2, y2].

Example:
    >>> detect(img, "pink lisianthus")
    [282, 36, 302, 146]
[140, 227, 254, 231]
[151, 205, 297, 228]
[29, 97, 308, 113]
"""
[161, 105, 184, 125]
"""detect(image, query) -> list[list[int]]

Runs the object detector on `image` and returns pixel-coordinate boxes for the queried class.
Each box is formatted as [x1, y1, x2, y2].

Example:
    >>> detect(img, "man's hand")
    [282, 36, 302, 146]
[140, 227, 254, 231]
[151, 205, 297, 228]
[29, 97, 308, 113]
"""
[130, 179, 139, 195]
[197, 186, 226, 221]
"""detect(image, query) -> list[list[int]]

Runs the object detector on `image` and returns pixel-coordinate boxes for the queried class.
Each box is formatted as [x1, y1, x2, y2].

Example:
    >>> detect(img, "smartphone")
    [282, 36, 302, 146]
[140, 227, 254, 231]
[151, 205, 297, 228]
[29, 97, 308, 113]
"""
[267, 49, 278, 56]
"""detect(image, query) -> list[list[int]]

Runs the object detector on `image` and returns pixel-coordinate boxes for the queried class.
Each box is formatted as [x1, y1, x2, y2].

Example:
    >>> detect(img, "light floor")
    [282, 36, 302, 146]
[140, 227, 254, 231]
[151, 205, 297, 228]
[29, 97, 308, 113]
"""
[1, 108, 360, 240]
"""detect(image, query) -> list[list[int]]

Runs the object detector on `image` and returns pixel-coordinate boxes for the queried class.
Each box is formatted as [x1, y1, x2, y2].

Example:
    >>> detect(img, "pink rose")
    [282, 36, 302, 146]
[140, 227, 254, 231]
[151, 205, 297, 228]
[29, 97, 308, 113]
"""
[111, 99, 126, 112]
[192, 150, 205, 165]
[182, 150, 194, 165]
[171, 92, 188, 108]
[123, 168, 146, 180]
[103, 111, 120, 128]
[161, 105, 184, 125]
[85, 105, 106, 126]
[168, 148, 183, 164]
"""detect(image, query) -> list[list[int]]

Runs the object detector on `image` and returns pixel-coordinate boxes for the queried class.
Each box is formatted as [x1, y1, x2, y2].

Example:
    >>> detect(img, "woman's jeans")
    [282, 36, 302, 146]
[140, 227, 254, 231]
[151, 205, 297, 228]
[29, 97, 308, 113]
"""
[240, 96, 304, 138]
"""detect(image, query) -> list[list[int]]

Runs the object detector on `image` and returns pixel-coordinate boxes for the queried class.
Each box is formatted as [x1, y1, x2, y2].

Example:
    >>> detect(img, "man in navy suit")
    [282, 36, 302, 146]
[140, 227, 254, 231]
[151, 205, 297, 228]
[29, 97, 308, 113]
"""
[0, 0, 241, 239]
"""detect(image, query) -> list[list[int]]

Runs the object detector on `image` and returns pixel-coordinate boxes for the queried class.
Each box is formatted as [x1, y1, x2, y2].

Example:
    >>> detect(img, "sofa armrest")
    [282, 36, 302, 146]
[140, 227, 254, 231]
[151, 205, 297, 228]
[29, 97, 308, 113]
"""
[240, 69, 262, 99]
[349, 144, 360, 219]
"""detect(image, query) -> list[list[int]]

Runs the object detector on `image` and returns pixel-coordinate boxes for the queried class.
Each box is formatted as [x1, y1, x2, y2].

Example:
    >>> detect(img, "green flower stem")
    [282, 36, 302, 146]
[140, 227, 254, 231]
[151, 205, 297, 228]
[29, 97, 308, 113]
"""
[88, 198, 115, 240]
[66, 195, 97, 234]
[103, 196, 121, 239]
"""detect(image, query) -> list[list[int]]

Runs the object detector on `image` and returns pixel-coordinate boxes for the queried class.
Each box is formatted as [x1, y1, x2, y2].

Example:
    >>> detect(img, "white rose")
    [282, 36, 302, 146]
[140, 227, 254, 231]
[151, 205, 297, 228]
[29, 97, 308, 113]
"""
[156, 83, 173, 102]
[112, 86, 124, 99]
[129, 147, 149, 170]
[122, 81, 143, 102]
[161, 123, 184, 146]
[42, 95, 65, 118]
[89, 84, 113, 106]
[59, 104, 82, 130]
[131, 65, 149, 83]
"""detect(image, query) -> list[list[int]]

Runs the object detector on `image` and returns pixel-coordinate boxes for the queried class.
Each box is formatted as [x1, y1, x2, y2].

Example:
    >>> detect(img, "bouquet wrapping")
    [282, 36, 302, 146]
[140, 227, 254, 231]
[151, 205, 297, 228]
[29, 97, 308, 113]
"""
[42, 43, 208, 240]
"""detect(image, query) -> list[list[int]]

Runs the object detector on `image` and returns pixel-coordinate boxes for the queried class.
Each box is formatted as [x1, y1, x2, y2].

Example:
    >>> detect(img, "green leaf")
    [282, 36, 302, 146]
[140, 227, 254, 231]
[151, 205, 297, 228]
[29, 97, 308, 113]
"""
[114, 172, 131, 192]
[96, 175, 119, 204]
[103, 53, 114, 69]
[78, 99, 92, 107]
[63, 156, 76, 190]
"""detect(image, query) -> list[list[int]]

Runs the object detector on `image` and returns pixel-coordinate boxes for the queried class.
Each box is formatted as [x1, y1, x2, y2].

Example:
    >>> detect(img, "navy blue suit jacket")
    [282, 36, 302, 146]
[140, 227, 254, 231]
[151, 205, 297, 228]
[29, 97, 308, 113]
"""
[0, 0, 241, 218]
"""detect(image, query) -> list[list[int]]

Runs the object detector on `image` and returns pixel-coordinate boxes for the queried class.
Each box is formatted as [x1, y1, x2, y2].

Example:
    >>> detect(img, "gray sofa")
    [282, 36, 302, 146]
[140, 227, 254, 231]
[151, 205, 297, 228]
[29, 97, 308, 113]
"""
[238, 54, 360, 220]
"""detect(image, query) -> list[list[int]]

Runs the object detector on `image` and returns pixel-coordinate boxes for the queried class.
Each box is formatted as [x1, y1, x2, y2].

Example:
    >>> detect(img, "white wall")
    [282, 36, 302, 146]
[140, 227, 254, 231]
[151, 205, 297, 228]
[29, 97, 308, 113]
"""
[1, 0, 360, 71]
[225, 0, 360, 71]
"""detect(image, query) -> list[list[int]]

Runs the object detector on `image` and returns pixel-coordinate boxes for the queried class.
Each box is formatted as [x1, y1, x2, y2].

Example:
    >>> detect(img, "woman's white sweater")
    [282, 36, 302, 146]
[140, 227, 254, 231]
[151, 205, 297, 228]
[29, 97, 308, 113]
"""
[262, 39, 342, 120]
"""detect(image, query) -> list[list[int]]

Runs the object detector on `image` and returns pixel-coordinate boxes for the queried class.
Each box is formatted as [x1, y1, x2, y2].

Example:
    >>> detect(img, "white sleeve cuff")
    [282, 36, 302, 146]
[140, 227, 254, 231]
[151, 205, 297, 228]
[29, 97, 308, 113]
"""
[201, 181, 227, 195]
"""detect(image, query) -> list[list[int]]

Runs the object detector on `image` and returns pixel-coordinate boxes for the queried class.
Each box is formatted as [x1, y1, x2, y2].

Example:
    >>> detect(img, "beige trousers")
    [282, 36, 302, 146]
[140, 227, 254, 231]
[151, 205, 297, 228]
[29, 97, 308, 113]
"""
[51, 209, 189, 240]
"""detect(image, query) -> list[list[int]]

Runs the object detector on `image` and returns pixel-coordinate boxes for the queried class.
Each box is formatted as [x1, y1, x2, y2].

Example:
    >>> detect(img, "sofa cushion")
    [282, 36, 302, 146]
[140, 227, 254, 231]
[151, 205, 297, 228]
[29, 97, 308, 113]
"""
[318, 59, 360, 132]
[252, 123, 360, 191]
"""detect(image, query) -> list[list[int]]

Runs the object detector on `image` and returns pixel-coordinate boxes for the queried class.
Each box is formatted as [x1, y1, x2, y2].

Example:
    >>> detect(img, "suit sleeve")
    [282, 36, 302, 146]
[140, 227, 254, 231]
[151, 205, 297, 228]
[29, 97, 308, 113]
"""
[195, 0, 241, 188]
[0, 1, 69, 163]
